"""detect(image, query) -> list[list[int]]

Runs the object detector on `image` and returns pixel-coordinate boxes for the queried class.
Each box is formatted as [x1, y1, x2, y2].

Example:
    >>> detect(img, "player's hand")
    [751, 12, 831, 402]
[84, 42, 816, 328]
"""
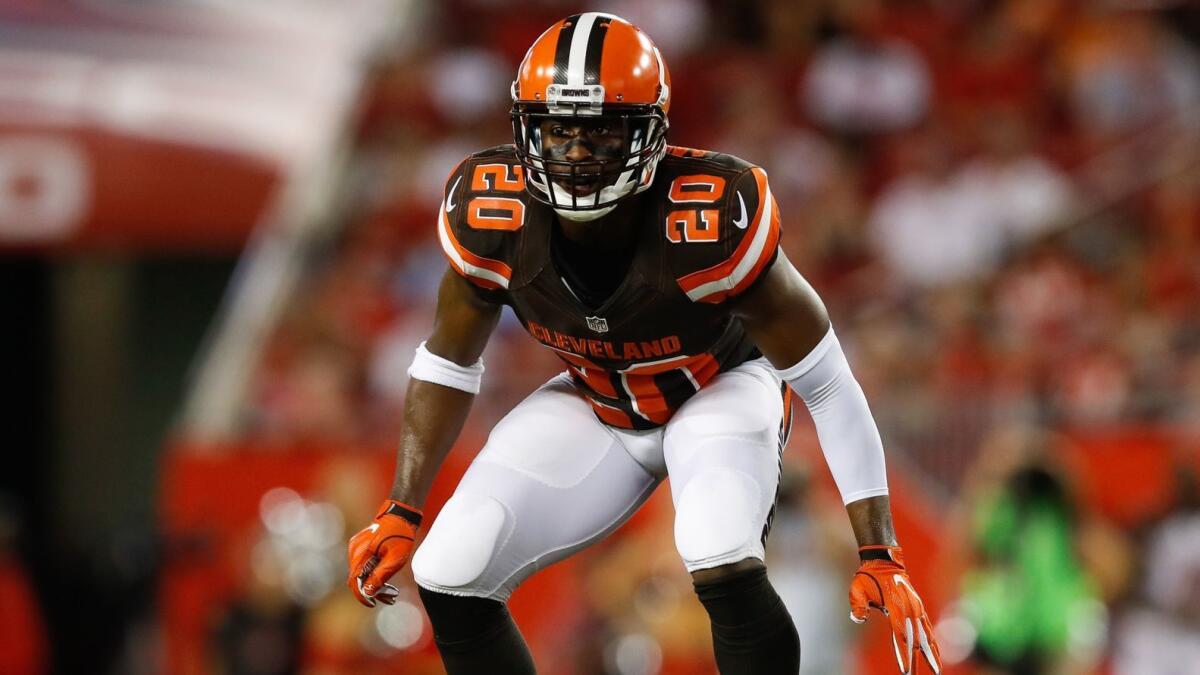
[849, 545, 941, 674]
[346, 499, 423, 608]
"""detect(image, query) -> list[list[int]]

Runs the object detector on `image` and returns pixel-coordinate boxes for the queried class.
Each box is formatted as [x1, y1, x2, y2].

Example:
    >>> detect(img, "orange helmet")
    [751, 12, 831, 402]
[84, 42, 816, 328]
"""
[511, 13, 671, 220]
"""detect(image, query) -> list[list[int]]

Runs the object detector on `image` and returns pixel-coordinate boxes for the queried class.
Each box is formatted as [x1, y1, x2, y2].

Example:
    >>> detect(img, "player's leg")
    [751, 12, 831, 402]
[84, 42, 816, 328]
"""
[663, 358, 800, 674]
[411, 373, 662, 674]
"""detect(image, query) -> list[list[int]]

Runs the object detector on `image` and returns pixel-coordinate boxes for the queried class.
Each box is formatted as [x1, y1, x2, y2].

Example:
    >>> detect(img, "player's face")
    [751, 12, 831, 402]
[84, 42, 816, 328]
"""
[539, 117, 627, 196]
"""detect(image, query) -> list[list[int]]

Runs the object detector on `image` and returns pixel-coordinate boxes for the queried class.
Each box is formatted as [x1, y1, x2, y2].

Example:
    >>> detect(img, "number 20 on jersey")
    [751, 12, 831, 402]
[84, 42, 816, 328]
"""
[666, 174, 726, 243]
[466, 164, 526, 231]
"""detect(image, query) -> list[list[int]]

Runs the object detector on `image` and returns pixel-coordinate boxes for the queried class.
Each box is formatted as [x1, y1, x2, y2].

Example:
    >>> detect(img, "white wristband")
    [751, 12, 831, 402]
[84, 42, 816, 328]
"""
[407, 341, 485, 394]
[779, 327, 889, 505]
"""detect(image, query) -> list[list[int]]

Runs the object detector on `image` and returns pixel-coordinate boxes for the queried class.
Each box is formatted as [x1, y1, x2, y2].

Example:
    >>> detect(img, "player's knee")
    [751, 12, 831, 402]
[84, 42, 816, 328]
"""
[411, 492, 509, 591]
[674, 468, 764, 569]
[418, 586, 506, 640]
[691, 558, 766, 585]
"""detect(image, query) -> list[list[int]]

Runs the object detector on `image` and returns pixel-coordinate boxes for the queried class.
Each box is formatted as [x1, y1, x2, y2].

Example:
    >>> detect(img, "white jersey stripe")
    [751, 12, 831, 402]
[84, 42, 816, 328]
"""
[619, 372, 652, 421]
[438, 203, 510, 289]
[684, 180, 775, 301]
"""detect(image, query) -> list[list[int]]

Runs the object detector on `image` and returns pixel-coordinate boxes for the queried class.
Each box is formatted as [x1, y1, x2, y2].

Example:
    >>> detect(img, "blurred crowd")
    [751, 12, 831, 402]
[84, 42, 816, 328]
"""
[250, 0, 1200, 472]
[167, 0, 1200, 674]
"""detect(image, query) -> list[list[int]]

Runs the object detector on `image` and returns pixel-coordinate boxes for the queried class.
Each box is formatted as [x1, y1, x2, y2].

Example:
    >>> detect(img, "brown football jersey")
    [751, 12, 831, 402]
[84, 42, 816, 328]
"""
[437, 145, 782, 430]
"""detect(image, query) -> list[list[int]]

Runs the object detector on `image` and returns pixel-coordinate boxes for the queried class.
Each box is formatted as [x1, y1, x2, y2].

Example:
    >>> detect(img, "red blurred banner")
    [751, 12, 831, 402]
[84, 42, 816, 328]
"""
[0, 124, 278, 251]
[0, 0, 388, 251]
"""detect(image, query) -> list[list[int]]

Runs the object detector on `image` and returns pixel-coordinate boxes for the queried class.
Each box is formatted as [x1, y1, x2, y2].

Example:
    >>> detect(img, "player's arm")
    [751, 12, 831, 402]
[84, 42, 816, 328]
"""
[733, 252, 942, 674]
[347, 267, 502, 607]
[391, 268, 501, 504]
[732, 251, 893, 544]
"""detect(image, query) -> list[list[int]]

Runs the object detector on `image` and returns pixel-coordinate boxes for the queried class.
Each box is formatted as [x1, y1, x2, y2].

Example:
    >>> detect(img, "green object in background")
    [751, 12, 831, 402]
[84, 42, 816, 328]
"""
[962, 469, 1100, 664]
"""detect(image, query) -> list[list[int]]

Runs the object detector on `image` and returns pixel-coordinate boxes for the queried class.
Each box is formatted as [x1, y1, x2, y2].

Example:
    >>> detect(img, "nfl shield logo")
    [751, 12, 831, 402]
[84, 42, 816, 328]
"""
[585, 316, 609, 333]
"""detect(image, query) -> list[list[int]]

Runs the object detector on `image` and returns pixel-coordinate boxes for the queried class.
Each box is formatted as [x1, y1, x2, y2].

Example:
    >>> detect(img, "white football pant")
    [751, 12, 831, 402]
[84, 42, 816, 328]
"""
[411, 357, 790, 601]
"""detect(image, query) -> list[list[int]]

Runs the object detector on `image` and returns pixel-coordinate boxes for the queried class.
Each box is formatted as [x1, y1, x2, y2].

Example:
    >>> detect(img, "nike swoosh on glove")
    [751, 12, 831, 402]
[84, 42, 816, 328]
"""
[346, 499, 423, 608]
[849, 545, 942, 674]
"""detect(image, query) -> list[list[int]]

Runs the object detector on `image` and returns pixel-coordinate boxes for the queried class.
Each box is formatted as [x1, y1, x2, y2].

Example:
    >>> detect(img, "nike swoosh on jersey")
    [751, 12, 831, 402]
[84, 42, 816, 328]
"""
[446, 176, 462, 211]
[732, 190, 748, 229]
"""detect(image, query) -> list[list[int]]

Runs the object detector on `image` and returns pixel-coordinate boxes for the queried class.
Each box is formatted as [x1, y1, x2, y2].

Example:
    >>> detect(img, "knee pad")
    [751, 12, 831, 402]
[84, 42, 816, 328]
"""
[412, 492, 509, 592]
[674, 468, 765, 570]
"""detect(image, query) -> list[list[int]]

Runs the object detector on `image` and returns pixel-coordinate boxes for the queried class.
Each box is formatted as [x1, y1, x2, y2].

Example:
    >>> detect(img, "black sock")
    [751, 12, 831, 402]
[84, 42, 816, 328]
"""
[418, 587, 536, 675]
[693, 567, 801, 675]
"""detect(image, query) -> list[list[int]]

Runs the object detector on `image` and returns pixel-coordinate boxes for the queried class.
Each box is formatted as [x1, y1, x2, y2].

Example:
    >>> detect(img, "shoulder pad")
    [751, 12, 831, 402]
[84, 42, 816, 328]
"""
[660, 163, 782, 304]
[436, 148, 529, 291]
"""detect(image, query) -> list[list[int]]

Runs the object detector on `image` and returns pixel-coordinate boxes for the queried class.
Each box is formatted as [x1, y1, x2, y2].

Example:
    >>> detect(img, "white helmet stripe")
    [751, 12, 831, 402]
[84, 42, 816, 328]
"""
[567, 14, 598, 86]
[652, 47, 670, 106]
[566, 12, 625, 86]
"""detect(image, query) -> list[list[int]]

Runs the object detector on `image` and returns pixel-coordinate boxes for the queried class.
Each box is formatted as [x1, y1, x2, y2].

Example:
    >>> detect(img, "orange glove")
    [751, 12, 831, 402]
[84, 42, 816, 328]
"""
[849, 545, 942, 674]
[346, 499, 423, 608]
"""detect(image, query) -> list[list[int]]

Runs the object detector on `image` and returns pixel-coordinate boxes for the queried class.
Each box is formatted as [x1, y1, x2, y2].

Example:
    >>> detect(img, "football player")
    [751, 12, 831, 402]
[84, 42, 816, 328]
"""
[347, 13, 941, 675]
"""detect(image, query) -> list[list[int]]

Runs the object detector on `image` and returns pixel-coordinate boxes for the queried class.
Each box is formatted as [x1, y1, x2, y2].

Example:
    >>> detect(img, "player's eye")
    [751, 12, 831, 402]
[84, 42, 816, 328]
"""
[550, 125, 570, 138]
[589, 126, 611, 137]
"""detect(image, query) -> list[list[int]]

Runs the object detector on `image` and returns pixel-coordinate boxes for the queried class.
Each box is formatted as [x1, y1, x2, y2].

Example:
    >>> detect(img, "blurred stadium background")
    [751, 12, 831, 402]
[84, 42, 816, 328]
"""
[2, 0, 1199, 673]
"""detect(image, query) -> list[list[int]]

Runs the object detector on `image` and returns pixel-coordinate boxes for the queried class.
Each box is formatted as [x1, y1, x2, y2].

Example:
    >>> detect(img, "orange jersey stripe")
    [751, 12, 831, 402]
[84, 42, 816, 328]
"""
[726, 192, 781, 299]
[783, 386, 794, 425]
[677, 167, 779, 302]
[684, 353, 721, 386]
[677, 167, 770, 292]
[666, 145, 711, 158]
[621, 372, 671, 425]
[618, 353, 722, 425]
[551, 350, 621, 398]
[438, 206, 512, 289]
[565, 363, 619, 399]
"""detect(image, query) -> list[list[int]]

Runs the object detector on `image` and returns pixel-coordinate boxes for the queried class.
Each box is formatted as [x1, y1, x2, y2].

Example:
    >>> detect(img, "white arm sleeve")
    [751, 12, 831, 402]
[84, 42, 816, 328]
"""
[407, 341, 485, 394]
[778, 327, 889, 505]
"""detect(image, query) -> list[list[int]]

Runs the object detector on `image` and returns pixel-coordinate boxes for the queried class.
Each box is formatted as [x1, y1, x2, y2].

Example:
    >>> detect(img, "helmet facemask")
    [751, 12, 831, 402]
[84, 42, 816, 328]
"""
[512, 101, 667, 221]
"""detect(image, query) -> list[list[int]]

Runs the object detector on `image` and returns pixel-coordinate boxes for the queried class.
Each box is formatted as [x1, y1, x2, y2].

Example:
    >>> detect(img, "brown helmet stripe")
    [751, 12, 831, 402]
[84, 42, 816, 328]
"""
[552, 14, 580, 84]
